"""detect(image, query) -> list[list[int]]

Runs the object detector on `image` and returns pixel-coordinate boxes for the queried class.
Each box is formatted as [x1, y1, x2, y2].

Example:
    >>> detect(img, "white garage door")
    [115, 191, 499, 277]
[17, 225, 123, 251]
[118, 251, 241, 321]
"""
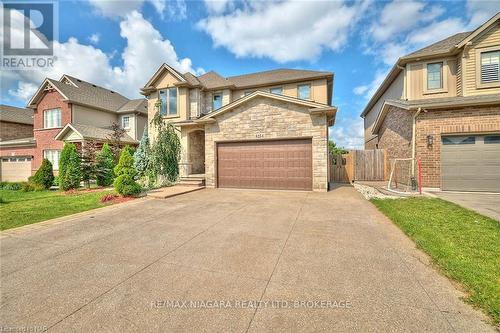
[0, 156, 32, 182]
[441, 135, 500, 192]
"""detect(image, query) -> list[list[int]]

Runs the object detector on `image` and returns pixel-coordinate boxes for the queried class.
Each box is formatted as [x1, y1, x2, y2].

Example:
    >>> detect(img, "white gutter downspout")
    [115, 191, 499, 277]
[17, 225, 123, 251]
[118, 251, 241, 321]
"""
[411, 107, 422, 176]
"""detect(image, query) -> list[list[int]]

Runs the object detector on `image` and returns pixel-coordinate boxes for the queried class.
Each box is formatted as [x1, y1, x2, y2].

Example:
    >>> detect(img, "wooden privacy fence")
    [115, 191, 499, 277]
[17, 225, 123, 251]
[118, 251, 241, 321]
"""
[330, 149, 387, 183]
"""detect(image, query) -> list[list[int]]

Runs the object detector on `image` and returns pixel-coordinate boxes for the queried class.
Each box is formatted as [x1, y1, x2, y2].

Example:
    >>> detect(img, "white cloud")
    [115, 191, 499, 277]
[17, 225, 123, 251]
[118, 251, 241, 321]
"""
[329, 117, 364, 150]
[353, 70, 388, 101]
[88, 0, 186, 19]
[466, 0, 499, 27]
[370, 1, 425, 42]
[8, 82, 38, 101]
[406, 18, 467, 46]
[89, 33, 100, 44]
[204, 0, 233, 14]
[198, 0, 369, 62]
[353, 86, 369, 95]
[5, 10, 202, 102]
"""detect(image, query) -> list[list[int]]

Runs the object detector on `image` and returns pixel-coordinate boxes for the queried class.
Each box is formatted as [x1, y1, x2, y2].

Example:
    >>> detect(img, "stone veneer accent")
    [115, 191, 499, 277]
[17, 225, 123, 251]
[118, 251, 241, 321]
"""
[204, 96, 328, 191]
[415, 105, 500, 188]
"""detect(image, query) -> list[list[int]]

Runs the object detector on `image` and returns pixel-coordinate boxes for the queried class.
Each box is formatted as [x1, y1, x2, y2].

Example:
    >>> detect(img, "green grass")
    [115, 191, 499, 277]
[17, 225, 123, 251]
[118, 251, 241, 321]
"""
[0, 189, 115, 231]
[371, 197, 500, 324]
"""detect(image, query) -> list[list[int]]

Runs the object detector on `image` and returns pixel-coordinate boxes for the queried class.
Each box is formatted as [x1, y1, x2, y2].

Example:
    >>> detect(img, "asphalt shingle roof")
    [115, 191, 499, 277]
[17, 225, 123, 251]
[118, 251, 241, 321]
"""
[0, 104, 34, 125]
[117, 98, 148, 115]
[402, 32, 471, 59]
[70, 123, 137, 143]
[227, 68, 333, 88]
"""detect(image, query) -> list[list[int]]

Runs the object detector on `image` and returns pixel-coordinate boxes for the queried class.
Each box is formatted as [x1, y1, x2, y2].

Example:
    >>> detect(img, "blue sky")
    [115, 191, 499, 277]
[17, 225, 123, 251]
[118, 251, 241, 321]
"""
[1, 0, 498, 148]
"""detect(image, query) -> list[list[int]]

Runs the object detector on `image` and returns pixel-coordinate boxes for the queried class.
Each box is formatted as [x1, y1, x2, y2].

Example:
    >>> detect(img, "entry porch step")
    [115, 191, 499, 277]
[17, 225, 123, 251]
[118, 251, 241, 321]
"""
[178, 176, 205, 187]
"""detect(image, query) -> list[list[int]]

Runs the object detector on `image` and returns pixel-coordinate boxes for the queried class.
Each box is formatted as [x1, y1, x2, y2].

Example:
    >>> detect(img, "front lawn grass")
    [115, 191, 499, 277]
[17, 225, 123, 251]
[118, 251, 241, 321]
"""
[371, 197, 499, 324]
[0, 189, 116, 231]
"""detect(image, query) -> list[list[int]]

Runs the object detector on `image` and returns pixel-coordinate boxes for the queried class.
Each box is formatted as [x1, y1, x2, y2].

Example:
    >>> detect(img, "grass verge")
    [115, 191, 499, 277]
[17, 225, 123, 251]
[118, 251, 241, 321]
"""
[0, 189, 119, 231]
[371, 197, 499, 324]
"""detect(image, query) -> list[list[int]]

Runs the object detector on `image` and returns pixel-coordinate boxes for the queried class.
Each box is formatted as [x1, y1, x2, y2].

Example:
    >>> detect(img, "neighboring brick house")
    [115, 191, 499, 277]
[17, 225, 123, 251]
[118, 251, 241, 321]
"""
[0, 105, 36, 181]
[0, 75, 148, 181]
[361, 13, 500, 192]
[141, 65, 337, 191]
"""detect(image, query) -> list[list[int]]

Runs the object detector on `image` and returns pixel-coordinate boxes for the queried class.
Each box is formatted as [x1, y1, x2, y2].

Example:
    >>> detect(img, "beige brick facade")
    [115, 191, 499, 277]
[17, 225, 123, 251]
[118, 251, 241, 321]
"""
[204, 96, 329, 191]
[415, 105, 500, 188]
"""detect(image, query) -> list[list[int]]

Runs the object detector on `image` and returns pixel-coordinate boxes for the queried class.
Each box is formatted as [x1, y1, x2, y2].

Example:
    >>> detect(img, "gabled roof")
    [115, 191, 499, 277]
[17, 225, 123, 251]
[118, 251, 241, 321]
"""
[196, 91, 336, 124]
[142, 63, 186, 91]
[27, 75, 146, 115]
[55, 123, 137, 143]
[228, 68, 333, 88]
[196, 71, 234, 89]
[0, 104, 34, 125]
[360, 12, 500, 118]
[371, 94, 500, 134]
[117, 98, 148, 115]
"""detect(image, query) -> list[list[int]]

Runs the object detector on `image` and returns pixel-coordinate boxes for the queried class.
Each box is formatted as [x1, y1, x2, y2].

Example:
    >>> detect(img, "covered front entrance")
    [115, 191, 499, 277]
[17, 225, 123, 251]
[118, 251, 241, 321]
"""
[217, 139, 313, 191]
[441, 134, 500, 192]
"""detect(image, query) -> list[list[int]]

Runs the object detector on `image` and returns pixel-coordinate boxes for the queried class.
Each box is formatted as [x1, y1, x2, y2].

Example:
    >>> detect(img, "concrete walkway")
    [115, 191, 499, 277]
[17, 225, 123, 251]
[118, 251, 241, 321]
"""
[0, 187, 494, 332]
[430, 191, 500, 221]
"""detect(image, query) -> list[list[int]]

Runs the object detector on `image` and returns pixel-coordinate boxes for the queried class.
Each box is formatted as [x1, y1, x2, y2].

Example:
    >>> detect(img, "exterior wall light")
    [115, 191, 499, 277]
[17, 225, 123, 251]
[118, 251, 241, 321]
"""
[426, 135, 434, 147]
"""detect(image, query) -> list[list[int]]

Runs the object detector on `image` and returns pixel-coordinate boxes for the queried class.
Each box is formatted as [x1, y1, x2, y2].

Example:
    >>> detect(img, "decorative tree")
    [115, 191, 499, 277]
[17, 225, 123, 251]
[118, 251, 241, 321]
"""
[59, 143, 81, 191]
[80, 140, 100, 189]
[149, 111, 181, 184]
[134, 125, 150, 180]
[31, 158, 54, 189]
[106, 122, 127, 160]
[328, 140, 348, 156]
[113, 146, 141, 196]
[96, 143, 115, 186]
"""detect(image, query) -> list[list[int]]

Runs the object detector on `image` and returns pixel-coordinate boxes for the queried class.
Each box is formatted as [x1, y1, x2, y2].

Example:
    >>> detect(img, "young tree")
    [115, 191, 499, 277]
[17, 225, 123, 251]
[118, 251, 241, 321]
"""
[31, 158, 54, 189]
[80, 140, 100, 189]
[328, 140, 348, 156]
[59, 143, 81, 191]
[134, 125, 150, 180]
[113, 146, 141, 196]
[106, 122, 127, 160]
[96, 143, 115, 186]
[149, 111, 181, 183]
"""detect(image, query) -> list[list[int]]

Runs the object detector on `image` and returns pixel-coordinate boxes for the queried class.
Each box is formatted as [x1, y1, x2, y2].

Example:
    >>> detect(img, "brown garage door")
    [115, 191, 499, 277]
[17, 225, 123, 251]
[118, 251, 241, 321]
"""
[217, 139, 312, 191]
[441, 135, 500, 192]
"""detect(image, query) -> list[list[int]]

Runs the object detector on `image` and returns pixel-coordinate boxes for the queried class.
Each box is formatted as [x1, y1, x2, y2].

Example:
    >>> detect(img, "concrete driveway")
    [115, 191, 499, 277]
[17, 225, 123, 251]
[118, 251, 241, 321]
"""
[0, 186, 494, 332]
[430, 191, 500, 221]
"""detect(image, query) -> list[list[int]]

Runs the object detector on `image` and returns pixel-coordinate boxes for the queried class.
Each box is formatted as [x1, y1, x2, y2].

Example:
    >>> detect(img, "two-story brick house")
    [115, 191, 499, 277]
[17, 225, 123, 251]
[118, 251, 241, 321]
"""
[0, 75, 148, 181]
[361, 13, 500, 192]
[141, 65, 337, 191]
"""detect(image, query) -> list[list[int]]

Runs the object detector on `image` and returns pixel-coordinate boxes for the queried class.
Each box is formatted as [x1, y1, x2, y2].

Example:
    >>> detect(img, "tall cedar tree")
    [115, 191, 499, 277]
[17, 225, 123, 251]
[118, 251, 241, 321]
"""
[80, 140, 101, 188]
[149, 111, 181, 183]
[106, 122, 127, 160]
[59, 143, 81, 191]
[96, 143, 115, 186]
[32, 158, 54, 189]
[113, 146, 141, 196]
[133, 125, 150, 180]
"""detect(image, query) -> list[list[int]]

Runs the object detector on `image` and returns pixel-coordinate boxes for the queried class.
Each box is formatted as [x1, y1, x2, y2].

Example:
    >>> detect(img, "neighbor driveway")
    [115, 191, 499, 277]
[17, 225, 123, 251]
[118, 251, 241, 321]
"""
[0, 186, 494, 332]
[430, 191, 500, 221]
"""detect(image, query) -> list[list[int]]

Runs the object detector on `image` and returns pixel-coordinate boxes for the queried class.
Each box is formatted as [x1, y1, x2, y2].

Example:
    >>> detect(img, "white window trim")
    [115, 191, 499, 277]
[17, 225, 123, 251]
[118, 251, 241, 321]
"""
[297, 83, 312, 100]
[43, 108, 62, 129]
[475, 46, 500, 89]
[43, 149, 61, 170]
[122, 116, 130, 129]
[158, 87, 178, 118]
[423, 60, 448, 95]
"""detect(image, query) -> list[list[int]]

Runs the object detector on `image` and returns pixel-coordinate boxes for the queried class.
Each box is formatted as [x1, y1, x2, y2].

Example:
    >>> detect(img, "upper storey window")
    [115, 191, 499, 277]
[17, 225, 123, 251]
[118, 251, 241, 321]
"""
[298, 84, 311, 100]
[44, 108, 61, 128]
[270, 87, 283, 95]
[212, 93, 222, 110]
[159, 88, 177, 116]
[426, 62, 443, 90]
[480, 50, 499, 83]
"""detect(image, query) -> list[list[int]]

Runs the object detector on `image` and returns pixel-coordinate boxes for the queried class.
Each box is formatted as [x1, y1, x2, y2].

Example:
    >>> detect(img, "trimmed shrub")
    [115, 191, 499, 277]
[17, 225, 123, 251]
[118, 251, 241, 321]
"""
[59, 143, 81, 191]
[113, 147, 141, 196]
[31, 158, 54, 189]
[96, 143, 115, 186]
[21, 182, 45, 192]
[0, 182, 23, 190]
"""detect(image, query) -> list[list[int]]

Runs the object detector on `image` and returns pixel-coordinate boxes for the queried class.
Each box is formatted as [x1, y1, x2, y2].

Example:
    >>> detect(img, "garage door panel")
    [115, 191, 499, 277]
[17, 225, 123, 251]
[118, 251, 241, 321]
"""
[217, 139, 312, 191]
[441, 135, 500, 192]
